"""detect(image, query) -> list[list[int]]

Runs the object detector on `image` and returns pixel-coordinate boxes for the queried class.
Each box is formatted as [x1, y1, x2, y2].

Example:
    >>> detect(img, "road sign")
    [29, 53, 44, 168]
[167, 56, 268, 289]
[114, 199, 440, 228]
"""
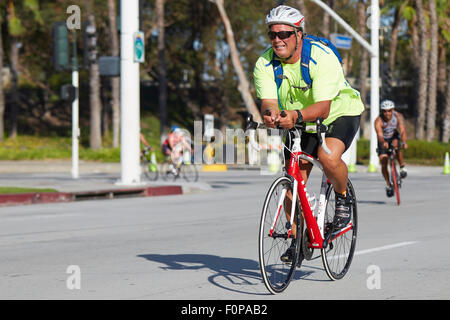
[330, 33, 353, 50]
[133, 31, 145, 63]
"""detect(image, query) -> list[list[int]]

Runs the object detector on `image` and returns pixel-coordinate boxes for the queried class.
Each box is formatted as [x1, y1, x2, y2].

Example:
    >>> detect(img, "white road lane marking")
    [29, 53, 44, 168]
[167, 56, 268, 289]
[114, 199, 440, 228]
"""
[354, 241, 418, 256]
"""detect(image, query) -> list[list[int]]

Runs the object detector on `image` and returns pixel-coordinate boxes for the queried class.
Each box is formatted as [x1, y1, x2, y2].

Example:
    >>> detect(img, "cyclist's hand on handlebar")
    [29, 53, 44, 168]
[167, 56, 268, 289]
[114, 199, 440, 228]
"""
[402, 141, 408, 150]
[382, 141, 389, 149]
[263, 109, 280, 128]
[277, 110, 296, 129]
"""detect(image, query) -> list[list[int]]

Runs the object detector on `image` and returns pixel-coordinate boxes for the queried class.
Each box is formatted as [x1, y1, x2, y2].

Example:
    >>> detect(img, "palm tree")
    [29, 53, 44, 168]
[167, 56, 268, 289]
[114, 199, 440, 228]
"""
[6, 1, 21, 139]
[357, 0, 369, 138]
[0, 13, 5, 142]
[86, 0, 102, 150]
[414, 0, 428, 140]
[426, 0, 438, 141]
[211, 0, 262, 122]
[389, 1, 408, 73]
[107, 0, 120, 148]
[443, 66, 450, 143]
[156, 0, 168, 139]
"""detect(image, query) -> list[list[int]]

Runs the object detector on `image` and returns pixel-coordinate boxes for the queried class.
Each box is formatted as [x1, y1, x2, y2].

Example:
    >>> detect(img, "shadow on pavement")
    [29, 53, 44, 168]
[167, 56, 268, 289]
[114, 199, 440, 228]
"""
[138, 253, 326, 296]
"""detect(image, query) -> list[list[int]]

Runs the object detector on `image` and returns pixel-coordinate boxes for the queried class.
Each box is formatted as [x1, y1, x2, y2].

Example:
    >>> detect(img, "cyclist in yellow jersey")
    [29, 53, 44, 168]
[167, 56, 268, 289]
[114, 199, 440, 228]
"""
[253, 6, 364, 261]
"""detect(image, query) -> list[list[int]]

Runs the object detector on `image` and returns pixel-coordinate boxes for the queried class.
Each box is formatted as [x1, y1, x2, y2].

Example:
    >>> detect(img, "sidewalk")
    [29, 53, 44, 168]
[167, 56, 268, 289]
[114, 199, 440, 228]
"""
[0, 161, 209, 207]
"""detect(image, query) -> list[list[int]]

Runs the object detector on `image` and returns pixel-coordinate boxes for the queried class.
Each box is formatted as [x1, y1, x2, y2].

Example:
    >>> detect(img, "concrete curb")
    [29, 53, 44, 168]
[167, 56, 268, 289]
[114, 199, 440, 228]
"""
[0, 185, 183, 207]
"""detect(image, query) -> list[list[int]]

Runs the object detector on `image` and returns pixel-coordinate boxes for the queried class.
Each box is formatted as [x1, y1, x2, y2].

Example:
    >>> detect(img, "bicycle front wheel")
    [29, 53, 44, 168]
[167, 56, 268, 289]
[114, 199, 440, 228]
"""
[391, 159, 401, 205]
[181, 163, 198, 182]
[259, 176, 301, 294]
[141, 157, 158, 181]
[321, 180, 358, 281]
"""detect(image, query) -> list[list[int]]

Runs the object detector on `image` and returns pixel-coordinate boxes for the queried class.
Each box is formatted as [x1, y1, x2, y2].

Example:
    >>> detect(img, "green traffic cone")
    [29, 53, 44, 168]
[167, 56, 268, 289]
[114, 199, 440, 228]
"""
[444, 152, 450, 175]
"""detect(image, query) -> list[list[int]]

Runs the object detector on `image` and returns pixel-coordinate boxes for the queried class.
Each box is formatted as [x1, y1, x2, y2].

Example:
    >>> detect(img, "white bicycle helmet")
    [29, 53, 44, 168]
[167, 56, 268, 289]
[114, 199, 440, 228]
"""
[380, 100, 395, 110]
[265, 5, 305, 30]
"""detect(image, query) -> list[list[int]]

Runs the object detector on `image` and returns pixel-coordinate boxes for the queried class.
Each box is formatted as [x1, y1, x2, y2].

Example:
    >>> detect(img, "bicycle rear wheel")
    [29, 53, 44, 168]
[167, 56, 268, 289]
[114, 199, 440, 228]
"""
[181, 163, 198, 182]
[321, 180, 357, 280]
[259, 176, 301, 294]
[391, 159, 401, 205]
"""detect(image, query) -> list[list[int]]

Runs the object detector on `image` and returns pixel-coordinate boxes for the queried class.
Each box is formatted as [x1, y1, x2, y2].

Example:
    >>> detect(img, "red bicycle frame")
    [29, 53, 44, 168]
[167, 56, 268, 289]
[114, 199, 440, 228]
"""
[286, 151, 353, 249]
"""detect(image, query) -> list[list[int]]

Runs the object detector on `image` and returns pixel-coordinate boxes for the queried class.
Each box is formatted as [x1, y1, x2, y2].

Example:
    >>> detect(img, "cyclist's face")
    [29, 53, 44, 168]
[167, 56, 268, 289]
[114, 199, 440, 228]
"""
[382, 109, 394, 120]
[269, 24, 298, 59]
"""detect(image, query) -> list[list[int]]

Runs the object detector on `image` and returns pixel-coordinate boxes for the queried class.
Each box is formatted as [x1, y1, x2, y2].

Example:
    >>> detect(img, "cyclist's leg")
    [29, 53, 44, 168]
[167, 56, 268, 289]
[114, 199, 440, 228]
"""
[318, 116, 360, 229]
[317, 115, 360, 195]
[377, 142, 391, 187]
[381, 156, 390, 186]
[317, 137, 347, 194]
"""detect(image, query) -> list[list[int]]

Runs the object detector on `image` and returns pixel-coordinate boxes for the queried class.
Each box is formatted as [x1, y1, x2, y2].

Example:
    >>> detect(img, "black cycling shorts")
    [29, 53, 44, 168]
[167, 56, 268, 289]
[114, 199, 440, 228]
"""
[377, 131, 400, 156]
[284, 115, 361, 161]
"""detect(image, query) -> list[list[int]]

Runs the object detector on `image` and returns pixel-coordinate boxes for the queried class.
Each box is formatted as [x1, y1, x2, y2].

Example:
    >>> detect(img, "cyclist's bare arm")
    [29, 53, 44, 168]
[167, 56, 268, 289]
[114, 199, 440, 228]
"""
[396, 112, 408, 149]
[261, 99, 331, 129]
[374, 117, 388, 149]
[140, 133, 150, 147]
[277, 100, 331, 129]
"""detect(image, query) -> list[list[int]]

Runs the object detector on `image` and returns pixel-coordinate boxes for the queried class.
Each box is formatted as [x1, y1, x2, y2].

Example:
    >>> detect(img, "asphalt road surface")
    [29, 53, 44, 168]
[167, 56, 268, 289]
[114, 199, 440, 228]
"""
[0, 166, 449, 300]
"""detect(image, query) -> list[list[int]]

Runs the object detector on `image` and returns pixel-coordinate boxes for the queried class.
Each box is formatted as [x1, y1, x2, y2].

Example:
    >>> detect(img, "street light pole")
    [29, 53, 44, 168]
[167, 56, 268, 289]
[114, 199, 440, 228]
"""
[71, 30, 80, 179]
[118, 0, 141, 185]
[369, 1, 380, 172]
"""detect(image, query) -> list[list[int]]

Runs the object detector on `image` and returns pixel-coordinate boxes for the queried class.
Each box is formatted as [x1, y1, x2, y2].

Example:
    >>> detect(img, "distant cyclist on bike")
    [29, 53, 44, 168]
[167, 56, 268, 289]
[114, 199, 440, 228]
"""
[162, 125, 192, 165]
[374, 99, 408, 197]
[253, 5, 364, 261]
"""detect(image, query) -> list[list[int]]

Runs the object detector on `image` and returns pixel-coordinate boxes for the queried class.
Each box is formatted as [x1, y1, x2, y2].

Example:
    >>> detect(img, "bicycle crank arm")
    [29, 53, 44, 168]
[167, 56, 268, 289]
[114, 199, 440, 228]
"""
[269, 232, 295, 239]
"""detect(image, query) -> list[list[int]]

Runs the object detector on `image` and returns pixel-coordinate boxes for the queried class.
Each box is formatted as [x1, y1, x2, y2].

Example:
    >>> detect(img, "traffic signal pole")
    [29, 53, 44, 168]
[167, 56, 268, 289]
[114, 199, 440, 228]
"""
[118, 0, 141, 185]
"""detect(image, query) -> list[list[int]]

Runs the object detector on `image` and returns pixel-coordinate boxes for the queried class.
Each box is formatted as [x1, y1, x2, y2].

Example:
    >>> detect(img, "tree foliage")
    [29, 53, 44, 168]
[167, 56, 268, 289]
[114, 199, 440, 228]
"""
[0, 0, 448, 144]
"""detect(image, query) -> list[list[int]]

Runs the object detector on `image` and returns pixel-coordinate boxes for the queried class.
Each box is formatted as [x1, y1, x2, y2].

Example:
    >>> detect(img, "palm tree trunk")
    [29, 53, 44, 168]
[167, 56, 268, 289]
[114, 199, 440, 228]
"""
[389, 2, 407, 73]
[212, 0, 261, 122]
[357, 0, 369, 138]
[87, 2, 102, 150]
[442, 67, 450, 143]
[0, 20, 5, 142]
[426, 0, 438, 141]
[108, 0, 120, 148]
[414, 0, 428, 140]
[157, 0, 168, 139]
[8, 37, 19, 139]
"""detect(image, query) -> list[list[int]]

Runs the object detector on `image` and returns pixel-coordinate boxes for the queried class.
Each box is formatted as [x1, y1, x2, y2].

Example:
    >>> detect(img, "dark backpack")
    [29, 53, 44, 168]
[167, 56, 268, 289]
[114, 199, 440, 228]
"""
[267, 34, 343, 110]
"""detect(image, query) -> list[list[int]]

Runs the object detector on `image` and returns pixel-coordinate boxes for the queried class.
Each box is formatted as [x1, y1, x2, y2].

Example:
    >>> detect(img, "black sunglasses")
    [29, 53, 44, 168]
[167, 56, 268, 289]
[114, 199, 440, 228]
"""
[268, 31, 296, 40]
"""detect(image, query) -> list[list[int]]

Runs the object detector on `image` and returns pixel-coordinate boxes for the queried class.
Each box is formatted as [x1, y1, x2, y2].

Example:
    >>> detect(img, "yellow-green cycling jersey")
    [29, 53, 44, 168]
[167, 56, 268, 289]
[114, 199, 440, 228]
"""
[253, 43, 364, 126]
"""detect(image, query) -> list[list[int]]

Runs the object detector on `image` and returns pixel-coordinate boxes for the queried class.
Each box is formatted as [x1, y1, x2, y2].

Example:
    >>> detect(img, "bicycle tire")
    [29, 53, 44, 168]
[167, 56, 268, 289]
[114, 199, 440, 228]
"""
[259, 176, 301, 294]
[141, 156, 158, 181]
[161, 162, 177, 181]
[321, 179, 358, 281]
[181, 163, 198, 182]
[391, 159, 401, 205]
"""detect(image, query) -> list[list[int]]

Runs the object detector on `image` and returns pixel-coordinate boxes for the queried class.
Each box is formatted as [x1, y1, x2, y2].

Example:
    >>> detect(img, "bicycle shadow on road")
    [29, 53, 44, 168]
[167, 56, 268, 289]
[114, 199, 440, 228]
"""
[138, 253, 315, 296]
